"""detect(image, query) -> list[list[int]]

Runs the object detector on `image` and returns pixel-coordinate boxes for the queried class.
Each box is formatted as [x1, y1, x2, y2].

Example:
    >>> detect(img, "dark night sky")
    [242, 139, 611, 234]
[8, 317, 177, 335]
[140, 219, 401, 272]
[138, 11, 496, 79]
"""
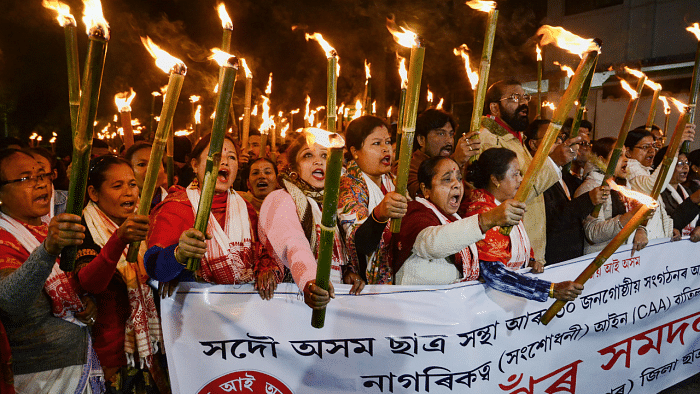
[0, 0, 547, 154]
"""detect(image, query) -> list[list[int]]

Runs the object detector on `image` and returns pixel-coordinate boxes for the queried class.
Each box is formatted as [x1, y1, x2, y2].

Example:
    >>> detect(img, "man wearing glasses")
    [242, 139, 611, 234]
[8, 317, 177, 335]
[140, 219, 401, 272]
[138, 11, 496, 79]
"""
[476, 79, 580, 267]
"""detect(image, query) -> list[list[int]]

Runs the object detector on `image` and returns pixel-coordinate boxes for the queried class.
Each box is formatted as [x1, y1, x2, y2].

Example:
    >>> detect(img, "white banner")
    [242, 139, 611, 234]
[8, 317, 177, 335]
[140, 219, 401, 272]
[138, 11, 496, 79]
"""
[161, 239, 700, 394]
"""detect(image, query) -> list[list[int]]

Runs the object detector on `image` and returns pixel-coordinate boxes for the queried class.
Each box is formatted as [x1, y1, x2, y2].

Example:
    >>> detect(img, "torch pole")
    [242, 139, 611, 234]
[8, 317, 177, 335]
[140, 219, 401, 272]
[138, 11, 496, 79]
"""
[187, 57, 238, 272]
[166, 124, 174, 187]
[563, 59, 598, 174]
[591, 75, 646, 217]
[664, 111, 671, 137]
[126, 66, 186, 262]
[391, 41, 425, 233]
[536, 51, 542, 119]
[681, 40, 700, 154]
[651, 105, 693, 199]
[119, 111, 135, 150]
[61, 27, 108, 271]
[64, 22, 80, 136]
[501, 48, 599, 235]
[326, 54, 338, 134]
[645, 88, 661, 132]
[150, 94, 157, 142]
[395, 88, 407, 161]
[242, 76, 252, 149]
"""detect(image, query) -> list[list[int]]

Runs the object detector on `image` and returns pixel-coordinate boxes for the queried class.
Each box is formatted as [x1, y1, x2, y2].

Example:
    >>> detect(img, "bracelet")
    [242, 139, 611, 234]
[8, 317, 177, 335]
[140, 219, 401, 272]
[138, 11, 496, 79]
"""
[637, 225, 648, 234]
[371, 209, 389, 224]
[174, 246, 186, 266]
[549, 282, 555, 298]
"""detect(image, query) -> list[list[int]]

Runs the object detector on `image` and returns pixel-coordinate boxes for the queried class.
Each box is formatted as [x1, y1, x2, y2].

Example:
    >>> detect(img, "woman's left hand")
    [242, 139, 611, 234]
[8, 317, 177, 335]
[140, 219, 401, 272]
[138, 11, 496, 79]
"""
[255, 270, 278, 300]
[528, 259, 544, 274]
[343, 272, 365, 295]
[75, 296, 97, 326]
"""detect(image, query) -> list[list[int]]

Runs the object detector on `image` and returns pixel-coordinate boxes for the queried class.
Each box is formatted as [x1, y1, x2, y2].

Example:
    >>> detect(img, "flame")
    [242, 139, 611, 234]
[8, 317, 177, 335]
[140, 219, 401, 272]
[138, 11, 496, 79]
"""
[265, 73, 272, 95]
[114, 88, 136, 112]
[620, 79, 638, 100]
[154, 116, 160, 122]
[189, 95, 200, 103]
[291, 108, 300, 115]
[113, 114, 118, 122]
[174, 129, 192, 137]
[141, 36, 186, 74]
[660, 96, 670, 115]
[688, 23, 700, 41]
[42, 0, 76, 27]
[372, 100, 376, 114]
[281, 123, 290, 138]
[217, 3, 233, 30]
[465, 0, 496, 13]
[195, 105, 202, 124]
[81, 0, 109, 38]
[536, 44, 542, 61]
[553, 61, 574, 78]
[398, 55, 408, 89]
[152, 91, 161, 97]
[623, 66, 645, 80]
[160, 85, 168, 95]
[278, 111, 284, 118]
[542, 101, 556, 111]
[305, 32, 337, 58]
[131, 118, 140, 126]
[386, 16, 419, 48]
[607, 179, 658, 208]
[213, 83, 219, 93]
[304, 127, 344, 149]
[436, 98, 444, 110]
[536, 25, 599, 57]
[117, 127, 124, 136]
[453, 44, 478, 90]
[29, 133, 37, 140]
[315, 105, 326, 112]
[304, 95, 311, 122]
[644, 80, 662, 91]
[387, 106, 393, 118]
[427, 89, 433, 103]
[337, 103, 345, 116]
[344, 107, 350, 118]
[352, 99, 363, 120]
[251, 104, 258, 116]
[669, 97, 688, 113]
[50, 136, 57, 143]
[209, 48, 235, 67]
[364, 59, 371, 80]
[240, 58, 252, 78]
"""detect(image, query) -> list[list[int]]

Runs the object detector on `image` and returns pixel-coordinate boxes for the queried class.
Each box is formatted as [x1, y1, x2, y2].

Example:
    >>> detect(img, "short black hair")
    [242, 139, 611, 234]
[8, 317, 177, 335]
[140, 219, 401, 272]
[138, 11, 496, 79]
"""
[524, 119, 550, 147]
[484, 79, 521, 115]
[417, 155, 457, 192]
[624, 127, 653, 150]
[345, 115, 390, 152]
[414, 109, 456, 151]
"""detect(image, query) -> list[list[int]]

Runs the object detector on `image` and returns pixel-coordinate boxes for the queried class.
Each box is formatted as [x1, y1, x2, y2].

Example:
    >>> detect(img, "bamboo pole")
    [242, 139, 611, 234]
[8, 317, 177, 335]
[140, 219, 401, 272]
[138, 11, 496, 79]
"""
[681, 36, 700, 154]
[166, 123, 174, 187]
[536, 45, 542, 119]
[645, 87, 661, 132]
[651, 105, 693, 198]
[242, 73, 252, 149]
[61, 25, 109, 271]
[187, 55, 239, 272]
[469, 8, 498, 143]
[327, 54, 338, 134]
[563, 59, 598, 174]
[119, 110, 135, 151]
[391, 41, 425, 233]
[395, 88, 407, 161]
[65, 22, 80, 135]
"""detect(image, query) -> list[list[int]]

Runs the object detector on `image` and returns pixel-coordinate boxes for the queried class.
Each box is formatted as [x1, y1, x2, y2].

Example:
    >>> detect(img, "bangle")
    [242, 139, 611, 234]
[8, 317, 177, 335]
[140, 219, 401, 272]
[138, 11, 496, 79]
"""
[637, 225, 648, 234]
[371, 209, 389, 224]
[549, 282, 554, 298]
[174, 246, 186, 266]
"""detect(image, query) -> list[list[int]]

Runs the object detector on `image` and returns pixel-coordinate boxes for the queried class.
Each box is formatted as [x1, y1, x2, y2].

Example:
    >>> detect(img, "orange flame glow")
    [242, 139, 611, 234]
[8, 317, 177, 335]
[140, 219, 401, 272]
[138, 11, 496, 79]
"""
[669, 97, 688, 113]
[623, 66, 645, 80]
[195, 105, 202, 124]
[620, 79, 638, 100]
[607, 179, 658, 208]
[291, 108, 300, 115]
[644, 80, 662, 91]
[453, 44, 479, 90]
[553, 61, 574, 78]
[660, 96, 670, 115]
[304, 95, 311, 122]
[82, 0, 109, 38]
[397, 54, 408, 89]
[386, 16, 419, 48]
[305, 32, 337, 58]
[174, 129, 192, 137]
[427, 89, 433, 103]
[240, 58, 252, 78]
[304, 127, 344, 149]
[265, 73, 272, 95]
[42, 0, 76, 27]
[387, 106, 392, 118]
[280, 123, 290, 138]
[542, 101, 556, 111]
[209, 48, 235, 67]
[436, 98, 444, 110]
[372, 100, 376, 114]
[536, 25, 599, 57]
[465, 0, 496, 13]
[364, 59, 371, 80]
[213, 83, 219, 93]
[251, 104, 258, 116]
[217, 3, 233, 30]
[141, 36, 186, 74]
[337, 103, 344, 116]
[190, 95, 200, 103]
[688, 23, 700, 41]
[114, 88, 136, 112]
[352, 99, 363, 120]
[152, 91, 161, 97]
[536, 44, 542, 61]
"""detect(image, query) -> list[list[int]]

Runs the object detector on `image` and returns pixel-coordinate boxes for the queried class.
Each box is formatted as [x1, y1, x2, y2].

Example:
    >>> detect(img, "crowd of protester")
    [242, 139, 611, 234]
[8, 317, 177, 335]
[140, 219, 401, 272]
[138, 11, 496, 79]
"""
[0, 78, 697, 393]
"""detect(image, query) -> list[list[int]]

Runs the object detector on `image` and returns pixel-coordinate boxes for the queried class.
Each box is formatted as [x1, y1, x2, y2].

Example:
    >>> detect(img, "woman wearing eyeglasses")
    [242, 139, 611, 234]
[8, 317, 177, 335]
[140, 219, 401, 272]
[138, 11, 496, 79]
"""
[654, 148, 700, 242]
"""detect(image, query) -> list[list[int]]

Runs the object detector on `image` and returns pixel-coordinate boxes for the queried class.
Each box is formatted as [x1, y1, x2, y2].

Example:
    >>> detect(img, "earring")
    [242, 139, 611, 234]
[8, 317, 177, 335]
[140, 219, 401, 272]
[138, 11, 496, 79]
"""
[495, 182, 500, 188]
[354, 155, 358, 160]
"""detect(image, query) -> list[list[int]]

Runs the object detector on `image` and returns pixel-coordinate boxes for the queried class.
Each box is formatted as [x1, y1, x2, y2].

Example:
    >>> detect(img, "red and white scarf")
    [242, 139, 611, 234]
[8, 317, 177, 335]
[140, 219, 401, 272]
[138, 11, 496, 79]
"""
[494, 198, 531, 270]
[415, 197, 480, 282]
[185, 184, 256, 284]
[83, 201, 163, 367]
[0, 211, 84, 323]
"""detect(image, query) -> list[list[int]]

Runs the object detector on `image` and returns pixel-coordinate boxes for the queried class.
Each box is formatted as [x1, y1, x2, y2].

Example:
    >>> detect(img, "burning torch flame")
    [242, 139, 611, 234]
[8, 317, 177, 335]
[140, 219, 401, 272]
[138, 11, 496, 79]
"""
[152, 91, 161, 97]
[291, 108, 300, 115]
[364, 59, 371, 81]
[465, 0, 496, 13]
[281, 123, 290, 138]
[553, 61, 574, 78]
[453, 44, 479, 90]
[304, 95, 311, 122]
[397, 55, 408, 89]
[114, 88, 136, 112]
[669, 97, 688, 113]
[644, 80, 662, 91]
[536, 44, 542, 61]
[660, 96, 671, 115]
[217, 3, 233, 30]
[50, 136, 57, 143]
[436, 98, 444, 110]
[209, 48, 236, 67]
[687, 23, 700, 41]
[240, 58, 252, 78]
[427, 89, 433, 103]
[620, 79, 638, 100]
[337, 103, 344, 116]
[265, 73, 272, 95]
[190, 95, 200, 103]
[42, 0, 76, 27]
[542, 101, 556, 111]
[305, 32, 337, 58]
[30, 133, 37, 141]
[607, 179, 658, 208]
[386, 16, 419, 48]
[387, 106, 392, 118]
[82, 0, 109, 38]
[141, 36, 186, 75]
[536, 25, 599, 57]
[174, 129, 192, 137]
[304, 127, 345, 149]
[372, 101, 376, 114]
[113, 115, 118, 122]
[351, 100, 363, 120]
[213, 83, 219, 93]
[195, 105, 202, 124]
[623, 66, 645, 80]
[251, 104, 258, 116]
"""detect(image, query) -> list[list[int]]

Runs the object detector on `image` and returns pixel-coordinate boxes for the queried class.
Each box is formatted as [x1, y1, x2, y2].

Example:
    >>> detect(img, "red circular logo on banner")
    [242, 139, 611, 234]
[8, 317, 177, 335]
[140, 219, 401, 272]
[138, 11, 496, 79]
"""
[197, 370, 293, 394]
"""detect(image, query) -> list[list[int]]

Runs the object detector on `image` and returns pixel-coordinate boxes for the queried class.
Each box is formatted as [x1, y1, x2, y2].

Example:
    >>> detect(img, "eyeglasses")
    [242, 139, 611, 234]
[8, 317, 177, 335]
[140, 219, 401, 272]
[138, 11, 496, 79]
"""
[633, 144, 657, 152]
[578, 141, 592, 148]
[677, 160, 690, 167]
[0, 173, 53, 187]
[500, 93, 531, 103]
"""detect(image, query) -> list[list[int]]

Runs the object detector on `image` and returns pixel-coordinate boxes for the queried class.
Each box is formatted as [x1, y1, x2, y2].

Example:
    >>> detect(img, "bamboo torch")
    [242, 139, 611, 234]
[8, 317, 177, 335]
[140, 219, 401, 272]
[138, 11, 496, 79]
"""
[150, 91, 160, 141]
[305, 32, 339, 134]
[241, 59, 252, 149]
[260, 95, 273, 158]
[42, 0, 80, 134]
[644, 80, 662, 132]
[189, 95, 200, 141]
[501, 26, 601, 235]
[126, 37, 187, 262]
[386, 18, 425, 233]
[265, 73, 276, 150]
[650, 99, 693, 198]
[395, 54, 408, 161]
[562, 59, 598, 174]
[304, 95, 311, 127]
[590, 68, 646, 217]
[466, 0, 498, 148]
[115, 88, 136, 150]
[363, 60, 371, 115]
[540, 185, 658, 325]
[681, 23, 700, 154]
[303, 128, 345, 329]
[660, 96, 671, 136]
[166, 123, 174, 187]
[536, 44, 542, 119]
[61, 0, 109, 271]
[186, 50, 239, 272]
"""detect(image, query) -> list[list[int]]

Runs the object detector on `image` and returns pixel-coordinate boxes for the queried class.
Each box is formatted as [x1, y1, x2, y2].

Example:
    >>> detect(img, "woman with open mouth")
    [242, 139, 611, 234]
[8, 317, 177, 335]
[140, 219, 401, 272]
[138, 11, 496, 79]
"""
[655, 149, 700, 241]
[238, 157, 278, 214]
[74, 155, 167, 393]
[145, 133, 282, 302]
[461, 148, 583, 302]
[259, 129, 356, 310]
[338, 116, 407, 286]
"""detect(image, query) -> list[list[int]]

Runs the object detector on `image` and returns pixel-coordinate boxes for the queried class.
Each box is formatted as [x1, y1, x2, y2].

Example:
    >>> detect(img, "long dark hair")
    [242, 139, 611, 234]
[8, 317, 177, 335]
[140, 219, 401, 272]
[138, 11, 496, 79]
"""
[87, 155, 133, 192]
[465, 147, 517, 189]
